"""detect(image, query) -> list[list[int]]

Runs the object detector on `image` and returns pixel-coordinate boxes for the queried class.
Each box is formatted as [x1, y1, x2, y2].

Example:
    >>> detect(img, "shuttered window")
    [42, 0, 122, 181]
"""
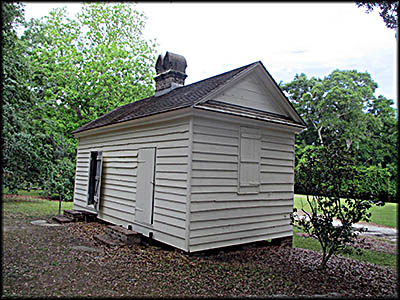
[238, 127, 260, 194]
[87, 151, 103, 210]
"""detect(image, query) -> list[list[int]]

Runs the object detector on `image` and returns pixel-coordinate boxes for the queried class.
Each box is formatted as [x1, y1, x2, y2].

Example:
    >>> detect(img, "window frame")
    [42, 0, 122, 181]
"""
[87, 150, 103, 211]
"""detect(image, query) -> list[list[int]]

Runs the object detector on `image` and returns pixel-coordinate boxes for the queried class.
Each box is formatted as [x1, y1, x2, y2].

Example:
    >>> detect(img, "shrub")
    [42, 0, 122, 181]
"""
[291, 142, 384, 269]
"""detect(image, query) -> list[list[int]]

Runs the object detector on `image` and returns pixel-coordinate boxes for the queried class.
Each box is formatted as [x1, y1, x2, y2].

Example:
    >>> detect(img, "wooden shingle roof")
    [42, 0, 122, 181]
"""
[72, 62, 256, 134]
[72, 61, 306, 134]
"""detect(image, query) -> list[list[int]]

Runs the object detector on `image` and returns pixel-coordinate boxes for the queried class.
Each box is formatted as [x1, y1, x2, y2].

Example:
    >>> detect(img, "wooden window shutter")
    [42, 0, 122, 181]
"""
[93, 151, 103, 211]
[87, 151, 103, 211]
[87, 151, 98, 205]
[238, 127, 260, 194]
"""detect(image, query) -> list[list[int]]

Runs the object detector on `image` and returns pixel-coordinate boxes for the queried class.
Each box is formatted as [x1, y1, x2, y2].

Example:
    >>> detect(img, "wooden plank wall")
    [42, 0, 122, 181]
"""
[215, 74, 286, 115]
[189, 116, 295, 252]
[72, 118, 190, 250]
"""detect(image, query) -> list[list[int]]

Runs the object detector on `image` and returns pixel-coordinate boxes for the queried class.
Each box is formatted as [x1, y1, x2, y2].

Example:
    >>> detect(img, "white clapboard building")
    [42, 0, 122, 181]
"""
[72, 52, 306, 252]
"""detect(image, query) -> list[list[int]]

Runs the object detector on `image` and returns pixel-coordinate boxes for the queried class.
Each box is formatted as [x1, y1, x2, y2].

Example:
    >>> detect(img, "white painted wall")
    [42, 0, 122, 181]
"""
[188, 115, 295, 252]
[214, 72, 286, 115]
[73, 117, 191, 251]
[72, 65, 303, 253]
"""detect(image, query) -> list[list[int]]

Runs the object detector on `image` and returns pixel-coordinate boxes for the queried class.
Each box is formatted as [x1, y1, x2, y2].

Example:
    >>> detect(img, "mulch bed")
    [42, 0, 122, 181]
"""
[2, 214, 398, 298]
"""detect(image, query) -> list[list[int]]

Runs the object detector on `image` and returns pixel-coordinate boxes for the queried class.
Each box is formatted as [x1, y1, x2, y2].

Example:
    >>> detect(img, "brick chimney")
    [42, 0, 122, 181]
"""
[154, 51, 187, 96]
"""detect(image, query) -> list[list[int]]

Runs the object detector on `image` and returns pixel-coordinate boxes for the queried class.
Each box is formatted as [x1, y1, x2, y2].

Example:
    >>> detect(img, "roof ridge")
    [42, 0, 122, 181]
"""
[180, 61, 259, 91]
[72, 61, 262, 134]
[191, 61, 260, 106]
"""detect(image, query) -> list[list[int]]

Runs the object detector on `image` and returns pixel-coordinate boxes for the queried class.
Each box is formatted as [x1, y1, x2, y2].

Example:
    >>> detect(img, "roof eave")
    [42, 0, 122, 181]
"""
[194, 105, 306, 133]
[256, 63, 307, 127]
[73, 106, 194, 138]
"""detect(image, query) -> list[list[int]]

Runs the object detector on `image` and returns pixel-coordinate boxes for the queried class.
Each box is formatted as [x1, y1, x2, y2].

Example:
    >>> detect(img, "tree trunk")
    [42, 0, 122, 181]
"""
[317, 126, 324, 146]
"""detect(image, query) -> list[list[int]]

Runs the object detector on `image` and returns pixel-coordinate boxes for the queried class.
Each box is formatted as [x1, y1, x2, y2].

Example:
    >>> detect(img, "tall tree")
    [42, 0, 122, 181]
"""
[3, 2, 157, 200]
[281, 70, 398, 201]
[356, 1, 398, 30]
[1, 2, 49, 192]
[280, 70, 378, 148]
[23, 2, 157, 145]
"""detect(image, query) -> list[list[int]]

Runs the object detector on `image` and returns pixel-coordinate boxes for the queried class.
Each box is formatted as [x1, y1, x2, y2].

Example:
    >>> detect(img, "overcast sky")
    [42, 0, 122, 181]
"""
[22, 2, 398, 108]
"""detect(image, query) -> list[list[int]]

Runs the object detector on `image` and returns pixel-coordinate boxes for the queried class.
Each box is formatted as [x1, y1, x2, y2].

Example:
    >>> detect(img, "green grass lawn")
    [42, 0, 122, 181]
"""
[293, 228, 397, 268]
[2, 196, 73, 218]
[294, 194, 398, 228]
[293, 194, 397, 269]
[3, 187, 42, 197]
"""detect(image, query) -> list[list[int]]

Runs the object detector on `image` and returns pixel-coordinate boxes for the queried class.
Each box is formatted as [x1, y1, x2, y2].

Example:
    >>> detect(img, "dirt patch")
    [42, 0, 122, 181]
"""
[2, 216, 398, 298]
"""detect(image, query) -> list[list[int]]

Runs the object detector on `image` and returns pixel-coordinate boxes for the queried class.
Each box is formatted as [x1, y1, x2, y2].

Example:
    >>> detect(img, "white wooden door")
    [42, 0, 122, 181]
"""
[135, 148, 156, 224]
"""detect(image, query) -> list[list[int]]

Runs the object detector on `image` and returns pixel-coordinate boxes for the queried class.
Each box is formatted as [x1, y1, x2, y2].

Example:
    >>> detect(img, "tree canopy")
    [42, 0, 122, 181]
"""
[356, 1, 398, 30]
[281, 70, 398, 202]
[2, 2, 157, 200]
[22, 2, 156, 142]
[2, 2, 48, 192]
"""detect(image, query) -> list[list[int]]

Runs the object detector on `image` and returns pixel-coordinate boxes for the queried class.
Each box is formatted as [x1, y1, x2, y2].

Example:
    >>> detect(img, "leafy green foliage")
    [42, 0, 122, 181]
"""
[23, 3, 156, 137]
[1, 2, 47, 192]
[356, 1, 398, 30]
[281, 70, 398, 202]
[281, 70, 379, 147]
[2, 2, 157, 201]
[291, 143, 384, 269]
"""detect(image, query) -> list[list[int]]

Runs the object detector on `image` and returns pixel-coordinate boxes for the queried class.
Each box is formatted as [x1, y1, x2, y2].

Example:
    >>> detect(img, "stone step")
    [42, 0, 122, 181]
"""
[105, 225, 142, 244]
[52, 216, 74, 224]
[63, 209, 97, 222]
[80, 211, 97, 222]
[63, 210, 85, 222]
[94, 234, 123, 247]
[63, 209, 83, 216]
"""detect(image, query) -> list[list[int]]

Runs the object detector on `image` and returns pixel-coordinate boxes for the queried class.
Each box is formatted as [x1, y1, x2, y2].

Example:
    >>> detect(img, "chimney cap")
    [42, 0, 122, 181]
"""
[156, 51, 187, 75]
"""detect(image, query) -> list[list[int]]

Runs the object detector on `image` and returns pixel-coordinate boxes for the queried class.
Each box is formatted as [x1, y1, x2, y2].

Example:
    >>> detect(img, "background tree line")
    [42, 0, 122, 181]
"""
[280, 70, 398, 202]
[1, 2, 397, 202]
[2, 2, 156, 200]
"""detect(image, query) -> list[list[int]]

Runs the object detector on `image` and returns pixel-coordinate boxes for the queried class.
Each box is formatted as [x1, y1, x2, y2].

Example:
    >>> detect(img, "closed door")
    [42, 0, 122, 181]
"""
[135, 148, 156, 224]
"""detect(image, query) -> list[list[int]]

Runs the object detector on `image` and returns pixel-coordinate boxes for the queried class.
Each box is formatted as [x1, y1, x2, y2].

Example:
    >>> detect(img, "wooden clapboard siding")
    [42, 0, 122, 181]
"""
[213, 73, 285, 115]
[189, 116, 295, 251]
[190, 213, 288, 230]
[191, 224, 292, 246]
[189, 191, 293, 201]
[189, 230, 292, 252]
[190, 218, 290, 238]
[78, 122, 189, 146]
[72, 118, 190, 249]
[191, 199, 293, 211]
[134, 222, 187, 251]
[77, 135, 188, 152]
[154, 189, 187, 203]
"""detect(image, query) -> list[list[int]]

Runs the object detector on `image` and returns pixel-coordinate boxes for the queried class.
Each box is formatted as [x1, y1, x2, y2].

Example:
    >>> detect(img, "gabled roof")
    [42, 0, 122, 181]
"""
[196, 100, 305, 129]
[72, 61, 306, 134]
